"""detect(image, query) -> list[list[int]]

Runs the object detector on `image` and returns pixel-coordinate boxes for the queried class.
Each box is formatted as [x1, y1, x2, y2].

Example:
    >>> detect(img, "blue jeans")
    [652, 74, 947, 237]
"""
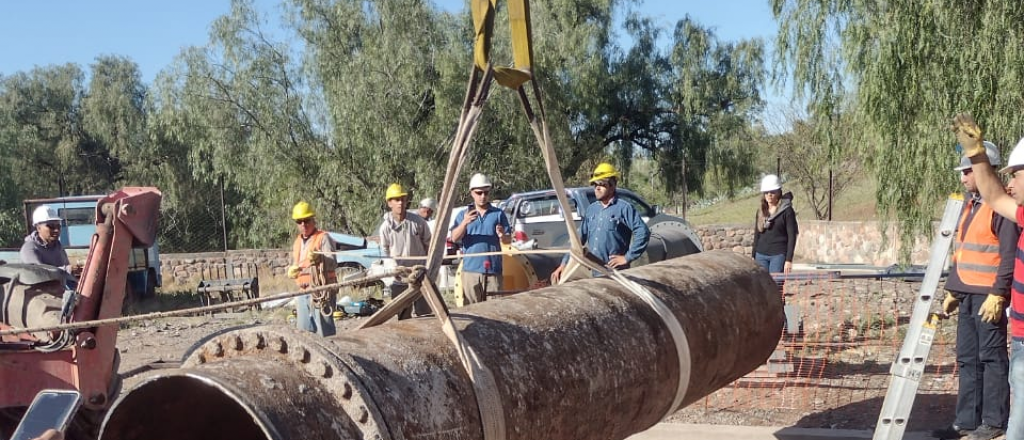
[754, 253, 786, 273]
[295, 294, 336, 337]
[1008, 340, 1024, 439]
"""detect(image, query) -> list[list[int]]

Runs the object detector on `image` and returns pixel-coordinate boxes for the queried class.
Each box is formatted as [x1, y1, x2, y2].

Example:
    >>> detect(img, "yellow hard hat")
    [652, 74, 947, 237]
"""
[385, 183, 407, 200]
[589, 162, 620, 183]
[292, 201, 315, 220]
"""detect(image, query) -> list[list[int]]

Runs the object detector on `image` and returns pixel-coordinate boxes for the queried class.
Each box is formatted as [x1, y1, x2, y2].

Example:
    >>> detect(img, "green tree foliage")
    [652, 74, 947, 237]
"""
[771, 0, 1024, 250]
[0, 65, 90, 245]
[666, 16, 765, 202]
[288, 0, 456, 234]
[0, 0, 771, 251]
[81, 55, 149, 184]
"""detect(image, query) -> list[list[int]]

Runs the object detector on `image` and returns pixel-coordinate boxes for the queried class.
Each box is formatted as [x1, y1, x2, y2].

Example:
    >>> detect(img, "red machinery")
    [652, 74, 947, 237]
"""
[0, 187, 162, 439]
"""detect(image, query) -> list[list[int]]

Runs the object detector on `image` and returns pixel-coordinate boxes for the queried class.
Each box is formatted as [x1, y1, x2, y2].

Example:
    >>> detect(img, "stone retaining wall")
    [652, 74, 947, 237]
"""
[695, 220, 932, 267]
[161, 250, 291, 286]
[159, 220, 936, 283]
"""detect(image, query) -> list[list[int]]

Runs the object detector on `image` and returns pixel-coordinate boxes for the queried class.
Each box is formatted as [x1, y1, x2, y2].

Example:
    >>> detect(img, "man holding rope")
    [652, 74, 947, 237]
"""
[287, 201, 338, 336]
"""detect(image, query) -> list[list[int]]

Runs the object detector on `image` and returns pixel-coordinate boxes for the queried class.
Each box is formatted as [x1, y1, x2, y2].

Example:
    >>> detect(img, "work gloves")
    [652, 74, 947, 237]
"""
[952, 113, 987, 160]
[942, 293, 961, 315]
[979, 294, 1007, 324]
[287, 265, 301, 279]
[307, 249, 322, 265]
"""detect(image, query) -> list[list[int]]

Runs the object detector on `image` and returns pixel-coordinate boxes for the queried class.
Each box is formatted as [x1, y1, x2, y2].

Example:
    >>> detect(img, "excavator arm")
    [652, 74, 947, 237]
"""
[0, 187, 162, 414]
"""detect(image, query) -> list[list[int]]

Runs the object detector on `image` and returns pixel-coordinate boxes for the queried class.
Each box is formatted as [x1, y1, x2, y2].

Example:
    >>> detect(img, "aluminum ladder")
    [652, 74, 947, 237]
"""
[872, 194, 964, 440]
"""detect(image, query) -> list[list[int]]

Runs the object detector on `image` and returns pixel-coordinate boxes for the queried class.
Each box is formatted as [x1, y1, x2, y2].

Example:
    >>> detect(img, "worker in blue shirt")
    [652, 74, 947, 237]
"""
[550, 162, 650, 283]
[452, 173, 512, 304]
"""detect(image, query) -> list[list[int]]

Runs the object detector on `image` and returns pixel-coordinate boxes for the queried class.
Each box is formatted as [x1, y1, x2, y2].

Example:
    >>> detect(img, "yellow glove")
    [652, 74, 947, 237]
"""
[307, 249, 323, 265]
[287, 265, 301, 279]
[979, 294, 1007, 324]
[952, 113, 986, 159]
[942, 293, 961, 315]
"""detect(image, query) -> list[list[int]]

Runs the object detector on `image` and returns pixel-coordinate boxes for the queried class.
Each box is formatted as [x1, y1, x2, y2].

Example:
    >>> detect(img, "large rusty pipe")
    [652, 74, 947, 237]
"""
[100, 251, 783, 440]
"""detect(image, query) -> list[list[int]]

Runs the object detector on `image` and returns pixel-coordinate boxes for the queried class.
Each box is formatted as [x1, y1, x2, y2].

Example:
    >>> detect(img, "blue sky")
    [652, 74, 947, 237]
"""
[0, 0, 787, 109]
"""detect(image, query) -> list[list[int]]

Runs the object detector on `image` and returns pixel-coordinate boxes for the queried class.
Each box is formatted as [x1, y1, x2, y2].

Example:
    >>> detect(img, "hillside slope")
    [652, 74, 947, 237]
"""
[686, 176, 879, 226]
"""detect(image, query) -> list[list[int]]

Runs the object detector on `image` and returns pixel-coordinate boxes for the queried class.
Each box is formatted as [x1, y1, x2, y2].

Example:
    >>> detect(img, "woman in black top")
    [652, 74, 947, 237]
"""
[752, 174, 799, 273]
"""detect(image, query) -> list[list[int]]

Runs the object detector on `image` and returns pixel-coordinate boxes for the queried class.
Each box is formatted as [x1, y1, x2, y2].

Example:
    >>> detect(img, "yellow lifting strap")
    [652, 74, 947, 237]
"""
[471, 0, 533, 89]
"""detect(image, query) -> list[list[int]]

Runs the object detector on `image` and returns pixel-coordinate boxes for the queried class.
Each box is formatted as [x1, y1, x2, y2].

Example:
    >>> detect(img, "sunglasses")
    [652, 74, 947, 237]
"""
[591, 180, 610, 188]
[295, 218, 313, 225]
[43, 222, 61, 229]
[473, 190, 490, 196]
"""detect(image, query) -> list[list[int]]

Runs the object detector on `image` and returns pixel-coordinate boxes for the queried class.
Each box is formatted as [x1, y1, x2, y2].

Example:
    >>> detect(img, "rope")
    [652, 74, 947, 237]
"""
[0, 269, 404, 338]
[320, 247, 570, 260]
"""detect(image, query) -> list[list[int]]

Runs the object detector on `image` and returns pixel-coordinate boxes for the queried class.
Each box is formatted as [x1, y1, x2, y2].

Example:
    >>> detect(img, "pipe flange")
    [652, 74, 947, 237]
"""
[182, 326, 392, 440]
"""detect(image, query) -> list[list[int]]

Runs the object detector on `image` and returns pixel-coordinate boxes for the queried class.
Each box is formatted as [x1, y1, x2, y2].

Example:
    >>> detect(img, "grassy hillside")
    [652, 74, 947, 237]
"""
[686, 176, 879, 225]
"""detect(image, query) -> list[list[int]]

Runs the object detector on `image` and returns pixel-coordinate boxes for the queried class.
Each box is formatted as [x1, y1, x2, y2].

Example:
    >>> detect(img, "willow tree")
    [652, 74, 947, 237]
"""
[771, 0, 1024, 251]
[148, 0, 335, 247]
[287, 0, 457, 233]
[666, 16, 765, 203]
[81, 55, 149, 185]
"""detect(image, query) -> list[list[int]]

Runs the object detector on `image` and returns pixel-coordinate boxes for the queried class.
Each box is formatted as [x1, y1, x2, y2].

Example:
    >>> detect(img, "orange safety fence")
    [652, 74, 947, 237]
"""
[686, 271, 960, 424]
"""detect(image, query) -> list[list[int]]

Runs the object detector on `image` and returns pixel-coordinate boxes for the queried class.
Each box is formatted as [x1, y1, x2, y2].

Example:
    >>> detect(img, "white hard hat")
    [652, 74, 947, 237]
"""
[469, 173, 492, 190]
[759, 174, 782, 192]
[419, 197, 437, 210]
[32, 205, 61, 226]
[956, 141, 1001, 171]
[1000, 137, 1024, 174]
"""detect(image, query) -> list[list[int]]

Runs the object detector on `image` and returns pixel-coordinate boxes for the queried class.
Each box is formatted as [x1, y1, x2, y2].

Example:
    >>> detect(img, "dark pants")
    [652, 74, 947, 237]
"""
[390, 283, 430, 320]
[955, 292, 1010, 430]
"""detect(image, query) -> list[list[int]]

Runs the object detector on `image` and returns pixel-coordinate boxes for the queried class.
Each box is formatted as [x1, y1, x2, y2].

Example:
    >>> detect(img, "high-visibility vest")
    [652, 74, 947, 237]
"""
[952, 199, 1001, 287]
[292, 230, 337, 288]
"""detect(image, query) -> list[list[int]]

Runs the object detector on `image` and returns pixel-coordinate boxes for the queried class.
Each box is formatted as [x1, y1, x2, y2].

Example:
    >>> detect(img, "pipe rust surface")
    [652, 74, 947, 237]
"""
[100, 250, 783, 440]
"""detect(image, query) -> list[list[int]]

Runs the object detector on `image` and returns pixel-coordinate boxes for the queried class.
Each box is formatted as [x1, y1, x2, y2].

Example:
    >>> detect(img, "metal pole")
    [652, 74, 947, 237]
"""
[220, 177, 228, 252]
[828, 167, 834, 221]
[681, 159, 687, 219]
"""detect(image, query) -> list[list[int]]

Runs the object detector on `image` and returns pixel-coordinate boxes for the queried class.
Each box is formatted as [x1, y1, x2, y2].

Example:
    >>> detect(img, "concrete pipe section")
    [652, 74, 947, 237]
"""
[100, 250, 783, 440]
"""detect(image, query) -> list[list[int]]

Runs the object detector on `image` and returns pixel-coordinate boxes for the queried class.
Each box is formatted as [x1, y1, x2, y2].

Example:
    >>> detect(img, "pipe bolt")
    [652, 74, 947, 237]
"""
[317, 361, 332, 378]
[342, 382, 353, 400]
[211, 342, 224, 357]
[249, 333, 266, 349]
[358, 407, 369, 424]
[231, 335, 243, 351]
[270, 337, 286, 353]
[290, 348, 310, 364]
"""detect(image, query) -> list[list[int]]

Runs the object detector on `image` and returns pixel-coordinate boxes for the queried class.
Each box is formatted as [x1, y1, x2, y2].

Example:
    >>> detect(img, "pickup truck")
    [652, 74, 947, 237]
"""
[497, 187, 703, 259]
